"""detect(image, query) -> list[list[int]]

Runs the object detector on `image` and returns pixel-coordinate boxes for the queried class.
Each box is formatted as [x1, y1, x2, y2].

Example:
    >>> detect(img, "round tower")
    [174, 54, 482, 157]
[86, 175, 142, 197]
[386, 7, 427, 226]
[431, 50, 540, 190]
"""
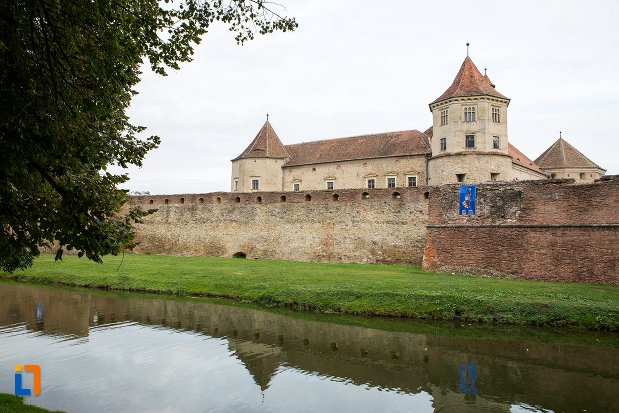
[231, 119, 289, 192]
[428, 56, 512, 185]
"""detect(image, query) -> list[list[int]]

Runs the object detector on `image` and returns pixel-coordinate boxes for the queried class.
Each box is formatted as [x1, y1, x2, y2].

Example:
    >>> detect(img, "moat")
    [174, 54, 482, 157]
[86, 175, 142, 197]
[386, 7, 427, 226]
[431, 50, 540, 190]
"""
[1, 281, 617, 412]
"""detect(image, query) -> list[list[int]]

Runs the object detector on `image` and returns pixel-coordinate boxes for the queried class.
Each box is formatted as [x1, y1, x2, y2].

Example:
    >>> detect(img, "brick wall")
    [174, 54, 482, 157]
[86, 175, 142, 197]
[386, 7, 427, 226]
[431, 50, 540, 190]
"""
[422, 177, 619, 284]
[128, 178, 618, 284]
[128, 187, 429, 264]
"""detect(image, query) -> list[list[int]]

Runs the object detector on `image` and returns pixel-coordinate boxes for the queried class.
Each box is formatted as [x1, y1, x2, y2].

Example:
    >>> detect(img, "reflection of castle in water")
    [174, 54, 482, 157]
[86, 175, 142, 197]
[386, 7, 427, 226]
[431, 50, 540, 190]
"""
[1, 283, 618, 413]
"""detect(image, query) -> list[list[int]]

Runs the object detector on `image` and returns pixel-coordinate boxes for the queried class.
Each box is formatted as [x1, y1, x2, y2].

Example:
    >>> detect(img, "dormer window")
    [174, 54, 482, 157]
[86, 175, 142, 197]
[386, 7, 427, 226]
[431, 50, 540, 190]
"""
[464, 106, 476, 122]
[440, 109, 448, 125]
[492, 107, 500, 123]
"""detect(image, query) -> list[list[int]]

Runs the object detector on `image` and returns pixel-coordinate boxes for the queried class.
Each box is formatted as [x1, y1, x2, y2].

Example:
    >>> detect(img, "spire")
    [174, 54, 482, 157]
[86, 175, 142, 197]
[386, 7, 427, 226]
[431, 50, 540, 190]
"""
[431, 56, 509, 105]
[233, 119, 289, 161]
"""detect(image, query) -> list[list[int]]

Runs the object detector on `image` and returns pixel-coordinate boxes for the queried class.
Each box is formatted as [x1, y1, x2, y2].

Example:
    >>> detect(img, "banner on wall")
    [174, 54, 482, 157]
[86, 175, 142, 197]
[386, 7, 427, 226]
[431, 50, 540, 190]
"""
[459, 185, 476, 216]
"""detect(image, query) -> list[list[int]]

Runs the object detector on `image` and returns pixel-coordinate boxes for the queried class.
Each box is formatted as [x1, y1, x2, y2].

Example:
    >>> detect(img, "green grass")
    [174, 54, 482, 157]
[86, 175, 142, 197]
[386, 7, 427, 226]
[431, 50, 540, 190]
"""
[0, 394, 64, 413]
[2, 254, 618, 331]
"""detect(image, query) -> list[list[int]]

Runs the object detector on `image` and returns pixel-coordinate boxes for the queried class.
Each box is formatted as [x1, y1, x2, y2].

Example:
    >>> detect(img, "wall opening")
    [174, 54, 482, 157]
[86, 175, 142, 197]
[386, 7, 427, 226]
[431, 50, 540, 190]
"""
[198, 197, 204, 203]
[456, 174, 466, 183]
[580, 173, 586, 180]
[424, 191, 429, 199]
[164, 198, 169, 204]
[280, 195, 287, 202]
[332, 194, 340, 201]
[392, 191, 401, 199]
[234, 196, 240, 203]
[362, 192, 369, 200]
[491, 173, 500, 181]
[149, 199, 154, 204]
[256, 196, 262, 203]
[305, 194, 312, 202]
[232, 252, 247, 259]
[216, 197, 222, 203]
[179, 197, 185, 204]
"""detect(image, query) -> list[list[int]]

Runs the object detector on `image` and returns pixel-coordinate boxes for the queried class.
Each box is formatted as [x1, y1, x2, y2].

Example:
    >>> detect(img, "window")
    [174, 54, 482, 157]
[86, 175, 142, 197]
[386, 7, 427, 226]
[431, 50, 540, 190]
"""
[233, 179, 238, 192]
[440, 138, 447, 151]
[465, 135, 475, 148]
[440, 109, 448, 125]
[326, 181, 334, 190]
[464, 106, 476, 122]
[407, 176, 417, 187]
[493, 136, 500, 149]
[491, 173, 500, 181]
[367, 178, 375, 189]
[387, 177, 396, 188]
[293, 183, 300, 191]
[492, 107, 501, 123]
[251, 179, 259, 190]
[456, 174, 466, 183]
[580, 173, 586, 180]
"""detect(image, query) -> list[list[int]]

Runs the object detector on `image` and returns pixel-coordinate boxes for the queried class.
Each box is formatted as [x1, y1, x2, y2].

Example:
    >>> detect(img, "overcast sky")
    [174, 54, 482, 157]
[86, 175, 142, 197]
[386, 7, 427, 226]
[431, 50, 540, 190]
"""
[119, 0, 619, 194]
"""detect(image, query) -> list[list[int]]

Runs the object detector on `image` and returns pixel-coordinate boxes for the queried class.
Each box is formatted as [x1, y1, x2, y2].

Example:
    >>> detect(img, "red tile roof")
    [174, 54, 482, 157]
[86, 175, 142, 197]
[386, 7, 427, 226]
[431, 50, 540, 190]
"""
[284, 130, 431, 166]
[535, 138, 604, 170]
[431, 57, 509, 105]
[509, 143, 546, 174]
[233, 120, 289, 160]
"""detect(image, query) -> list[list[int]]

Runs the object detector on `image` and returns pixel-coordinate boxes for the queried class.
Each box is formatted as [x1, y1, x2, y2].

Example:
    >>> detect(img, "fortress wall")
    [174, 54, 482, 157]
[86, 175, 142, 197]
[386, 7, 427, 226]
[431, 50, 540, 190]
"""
[423, 178, 619, 284]
[128, 187, 429, 264]
[128, 178, 618, 283]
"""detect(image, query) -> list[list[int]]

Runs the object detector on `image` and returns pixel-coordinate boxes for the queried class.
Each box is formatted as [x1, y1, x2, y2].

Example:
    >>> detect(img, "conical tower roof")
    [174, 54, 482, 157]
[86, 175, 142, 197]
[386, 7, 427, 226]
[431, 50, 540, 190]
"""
[233, 120, 289, 161]
[431, 56, 509, 105]
[535, 137, 604, 170]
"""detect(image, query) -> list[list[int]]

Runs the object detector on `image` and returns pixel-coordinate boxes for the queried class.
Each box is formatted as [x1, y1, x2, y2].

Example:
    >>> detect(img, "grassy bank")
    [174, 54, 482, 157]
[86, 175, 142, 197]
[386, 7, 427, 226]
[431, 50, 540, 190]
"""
[0, 394, 64, 413]
[2, 254, 618, 331]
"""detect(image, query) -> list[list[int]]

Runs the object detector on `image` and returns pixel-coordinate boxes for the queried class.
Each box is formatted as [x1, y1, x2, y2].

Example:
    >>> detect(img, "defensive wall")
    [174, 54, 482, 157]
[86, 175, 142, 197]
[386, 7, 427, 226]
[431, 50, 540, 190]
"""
[128, 176, 619, 284]
[129, 187, 429, 265]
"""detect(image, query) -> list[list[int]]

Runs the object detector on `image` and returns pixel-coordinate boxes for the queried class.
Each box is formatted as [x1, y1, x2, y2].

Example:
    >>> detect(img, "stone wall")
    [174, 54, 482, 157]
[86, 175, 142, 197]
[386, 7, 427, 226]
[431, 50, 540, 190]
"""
[129, 187, 430, 264]
[129, 177, 618, 284]
[422, 177, 619, 284]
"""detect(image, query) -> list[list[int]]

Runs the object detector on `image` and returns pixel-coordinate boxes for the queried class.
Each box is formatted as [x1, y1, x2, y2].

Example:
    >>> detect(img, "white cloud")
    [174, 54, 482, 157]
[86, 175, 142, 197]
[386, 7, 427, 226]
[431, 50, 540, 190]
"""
[118, 0, 619, 193]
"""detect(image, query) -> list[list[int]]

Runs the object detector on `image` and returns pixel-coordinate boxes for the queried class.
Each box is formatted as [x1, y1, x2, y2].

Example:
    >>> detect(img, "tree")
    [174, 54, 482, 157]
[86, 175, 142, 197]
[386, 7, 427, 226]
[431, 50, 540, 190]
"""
[0, 0, 297, 272]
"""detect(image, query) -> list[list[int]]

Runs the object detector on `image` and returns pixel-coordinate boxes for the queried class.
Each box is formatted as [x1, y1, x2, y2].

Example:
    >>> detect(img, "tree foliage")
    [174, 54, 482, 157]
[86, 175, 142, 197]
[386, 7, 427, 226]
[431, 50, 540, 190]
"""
[0, 0, 297, 272]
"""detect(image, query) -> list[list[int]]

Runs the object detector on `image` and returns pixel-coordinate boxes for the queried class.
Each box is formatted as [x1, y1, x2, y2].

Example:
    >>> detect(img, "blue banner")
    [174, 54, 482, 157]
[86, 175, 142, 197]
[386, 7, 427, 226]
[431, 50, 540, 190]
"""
[459, 186, 476, 216]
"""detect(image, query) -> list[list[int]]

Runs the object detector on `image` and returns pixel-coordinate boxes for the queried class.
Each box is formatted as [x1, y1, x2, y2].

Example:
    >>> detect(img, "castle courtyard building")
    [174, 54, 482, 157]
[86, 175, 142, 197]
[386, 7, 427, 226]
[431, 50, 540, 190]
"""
[231, 55, 603, 192]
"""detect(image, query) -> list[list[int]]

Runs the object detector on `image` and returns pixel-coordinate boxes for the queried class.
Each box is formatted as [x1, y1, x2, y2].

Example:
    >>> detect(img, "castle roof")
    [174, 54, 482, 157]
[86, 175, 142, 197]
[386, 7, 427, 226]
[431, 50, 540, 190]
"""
[283, 130, 431, 166]
[534, 137, 605, 170]
[233, 120, 289, 160]
[508, 143, 546, 174]
[431, 56, 509, 105]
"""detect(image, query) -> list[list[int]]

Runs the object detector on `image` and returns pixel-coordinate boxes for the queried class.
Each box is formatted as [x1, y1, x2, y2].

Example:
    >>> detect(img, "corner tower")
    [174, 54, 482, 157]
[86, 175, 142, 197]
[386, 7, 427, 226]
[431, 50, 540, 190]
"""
[428, 55, 512, 185]
[231, 119, 289, 192]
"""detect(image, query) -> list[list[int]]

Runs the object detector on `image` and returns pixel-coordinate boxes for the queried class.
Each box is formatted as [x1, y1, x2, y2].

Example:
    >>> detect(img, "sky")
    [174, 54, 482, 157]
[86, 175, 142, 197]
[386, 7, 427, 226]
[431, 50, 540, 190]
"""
[119, 0, 619, 194]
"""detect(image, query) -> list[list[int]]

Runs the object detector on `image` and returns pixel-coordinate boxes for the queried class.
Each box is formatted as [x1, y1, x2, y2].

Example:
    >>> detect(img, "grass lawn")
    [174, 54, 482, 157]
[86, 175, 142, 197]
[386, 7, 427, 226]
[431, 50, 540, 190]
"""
[1, 254, 618, 331]
[0, 394, 64, 413]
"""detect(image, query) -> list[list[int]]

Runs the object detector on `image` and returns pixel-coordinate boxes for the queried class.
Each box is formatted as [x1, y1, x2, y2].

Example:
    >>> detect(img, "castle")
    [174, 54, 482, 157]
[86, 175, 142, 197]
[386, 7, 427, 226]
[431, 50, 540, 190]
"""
[231, 55, 605, 192]
[127, 53, 618, 285]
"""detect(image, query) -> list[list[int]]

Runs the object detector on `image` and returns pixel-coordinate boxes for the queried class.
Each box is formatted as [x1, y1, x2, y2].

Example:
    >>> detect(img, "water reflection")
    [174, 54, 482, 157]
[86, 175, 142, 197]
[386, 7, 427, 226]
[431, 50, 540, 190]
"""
[0, 281, 617, 413]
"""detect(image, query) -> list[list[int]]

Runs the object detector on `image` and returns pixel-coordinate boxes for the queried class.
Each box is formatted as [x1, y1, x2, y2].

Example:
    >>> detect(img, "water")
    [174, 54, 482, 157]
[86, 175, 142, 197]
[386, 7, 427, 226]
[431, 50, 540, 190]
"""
[0, 281, 617, 413]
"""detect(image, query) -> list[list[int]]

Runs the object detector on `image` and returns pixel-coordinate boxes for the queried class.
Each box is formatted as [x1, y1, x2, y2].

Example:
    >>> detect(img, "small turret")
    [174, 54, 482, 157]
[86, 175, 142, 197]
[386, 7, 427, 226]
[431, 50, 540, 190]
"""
[231, 118, 289, 192]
